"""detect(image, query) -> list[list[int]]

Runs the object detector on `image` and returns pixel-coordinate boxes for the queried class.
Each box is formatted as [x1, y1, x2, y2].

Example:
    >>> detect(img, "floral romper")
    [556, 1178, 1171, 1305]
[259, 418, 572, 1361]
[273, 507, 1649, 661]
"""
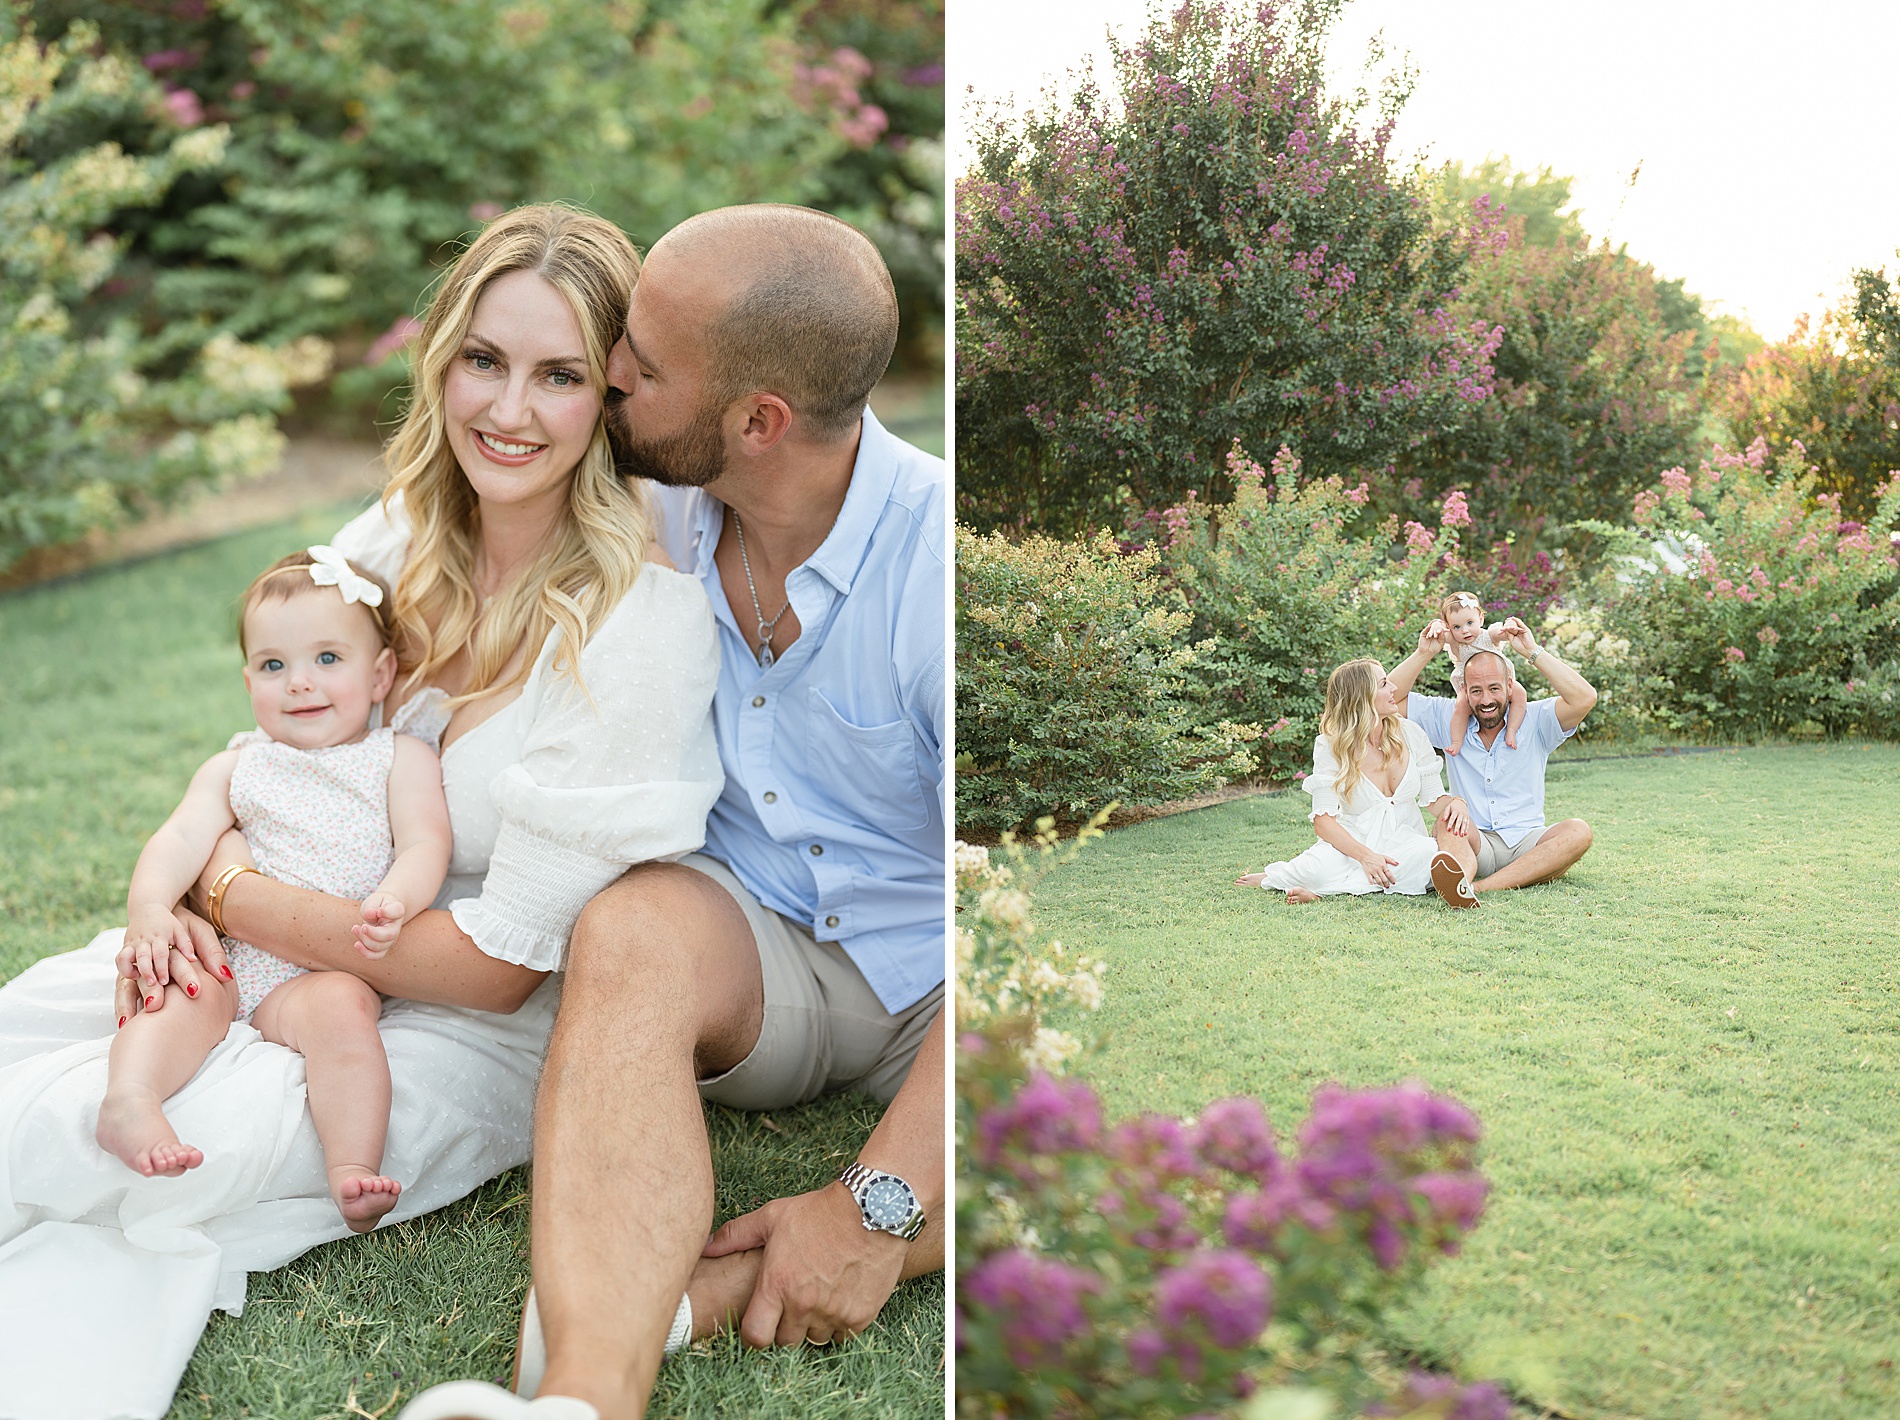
[222, 728, 398, 1021]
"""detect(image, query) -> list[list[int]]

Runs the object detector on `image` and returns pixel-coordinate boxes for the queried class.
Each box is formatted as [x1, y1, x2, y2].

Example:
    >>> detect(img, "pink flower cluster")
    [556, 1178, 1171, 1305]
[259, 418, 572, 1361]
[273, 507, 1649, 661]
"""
[1440, 489, 1472, 529]
[793, 47, 887, 149]
[961, 1250, 1102, 1368]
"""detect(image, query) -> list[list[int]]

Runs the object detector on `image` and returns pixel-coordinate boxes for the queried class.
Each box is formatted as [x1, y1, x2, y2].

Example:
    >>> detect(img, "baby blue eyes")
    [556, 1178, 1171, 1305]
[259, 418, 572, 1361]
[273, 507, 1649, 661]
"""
[257, 653, 339, 671]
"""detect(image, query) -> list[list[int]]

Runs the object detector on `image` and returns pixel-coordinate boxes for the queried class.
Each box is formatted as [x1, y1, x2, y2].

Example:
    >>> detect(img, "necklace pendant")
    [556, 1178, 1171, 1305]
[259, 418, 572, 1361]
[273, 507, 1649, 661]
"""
[757, 639, 775, 669]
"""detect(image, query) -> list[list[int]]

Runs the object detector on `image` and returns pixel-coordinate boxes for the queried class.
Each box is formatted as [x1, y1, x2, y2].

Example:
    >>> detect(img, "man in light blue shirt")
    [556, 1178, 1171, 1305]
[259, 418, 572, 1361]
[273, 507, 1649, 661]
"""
[1388, 617, 1596, 897]
[408, 207, 944, 1420]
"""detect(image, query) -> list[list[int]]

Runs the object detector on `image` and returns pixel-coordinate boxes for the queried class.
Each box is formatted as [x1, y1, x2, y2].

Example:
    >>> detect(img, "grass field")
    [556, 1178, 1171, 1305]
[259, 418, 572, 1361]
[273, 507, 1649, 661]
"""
[1027, 747, 1900, 1420]
[0, 507, 944, 1419]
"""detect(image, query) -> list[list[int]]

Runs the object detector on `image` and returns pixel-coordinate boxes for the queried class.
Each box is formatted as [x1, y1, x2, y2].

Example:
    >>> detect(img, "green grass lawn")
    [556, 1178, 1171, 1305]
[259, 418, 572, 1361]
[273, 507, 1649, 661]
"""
[0, 509, 943, 1419]
[1027, 747, 1900, 1420]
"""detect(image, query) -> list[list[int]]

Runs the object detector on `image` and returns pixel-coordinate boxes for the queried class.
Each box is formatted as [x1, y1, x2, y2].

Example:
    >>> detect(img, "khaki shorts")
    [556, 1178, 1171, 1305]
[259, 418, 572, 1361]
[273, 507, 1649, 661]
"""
[680, 853, 942, 1112]
[1474, 825, 1548, 878]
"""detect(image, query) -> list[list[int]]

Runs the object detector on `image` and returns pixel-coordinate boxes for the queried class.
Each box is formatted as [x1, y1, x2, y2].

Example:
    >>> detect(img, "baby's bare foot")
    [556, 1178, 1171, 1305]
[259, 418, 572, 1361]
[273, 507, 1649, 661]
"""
[331, 1168, 402, 1233]
[96, 1090, 203, 1177]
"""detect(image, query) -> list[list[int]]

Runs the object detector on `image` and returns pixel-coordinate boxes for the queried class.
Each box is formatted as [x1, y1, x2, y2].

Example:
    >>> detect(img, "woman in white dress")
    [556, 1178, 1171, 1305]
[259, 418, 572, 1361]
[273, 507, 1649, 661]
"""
[1237, 659, 1475, 903]
[0, 205, 723, 1420]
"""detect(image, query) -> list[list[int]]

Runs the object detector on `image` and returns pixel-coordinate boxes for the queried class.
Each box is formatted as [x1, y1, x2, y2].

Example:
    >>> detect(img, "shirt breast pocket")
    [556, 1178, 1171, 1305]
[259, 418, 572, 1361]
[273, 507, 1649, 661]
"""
[804, 688, 930, 833]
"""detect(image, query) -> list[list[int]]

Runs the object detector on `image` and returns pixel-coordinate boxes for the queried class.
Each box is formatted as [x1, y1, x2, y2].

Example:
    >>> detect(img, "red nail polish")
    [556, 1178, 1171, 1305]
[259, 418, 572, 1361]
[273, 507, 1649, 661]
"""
[118, 1016, 127, 1029]
[186, 983, 197, 998]
[146, 996, 158, 1009]
[220, 965, 233, 979]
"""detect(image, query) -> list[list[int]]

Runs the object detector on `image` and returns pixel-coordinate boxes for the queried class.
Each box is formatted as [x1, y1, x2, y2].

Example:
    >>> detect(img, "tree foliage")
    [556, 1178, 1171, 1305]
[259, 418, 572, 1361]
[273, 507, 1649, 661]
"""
[0, 13, 321, 572]
[1395, 212, 1704, 550]
[23, 0, 910, 371]
[956, 0, 1500, 537]
[1715, 279, 1900, 521]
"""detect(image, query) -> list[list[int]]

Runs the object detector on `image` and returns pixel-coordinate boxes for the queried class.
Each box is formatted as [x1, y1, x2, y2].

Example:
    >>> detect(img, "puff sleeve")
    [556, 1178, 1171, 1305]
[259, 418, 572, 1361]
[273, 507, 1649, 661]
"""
[448, 568, 725, 970]
[329, 495, 411, 586]
[1302, 735, 1343, 821]
[1406, 719, 1448, 809]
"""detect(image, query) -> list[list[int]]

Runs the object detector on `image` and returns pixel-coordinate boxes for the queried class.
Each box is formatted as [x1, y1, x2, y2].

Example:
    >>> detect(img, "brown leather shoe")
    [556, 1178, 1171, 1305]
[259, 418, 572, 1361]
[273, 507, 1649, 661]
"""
[1431, 852, 1479, 908]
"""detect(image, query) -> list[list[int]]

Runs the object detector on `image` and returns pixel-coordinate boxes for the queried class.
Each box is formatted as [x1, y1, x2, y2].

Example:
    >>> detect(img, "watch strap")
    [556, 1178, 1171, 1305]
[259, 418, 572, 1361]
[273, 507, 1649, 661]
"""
[839, 1162, 926, 1242]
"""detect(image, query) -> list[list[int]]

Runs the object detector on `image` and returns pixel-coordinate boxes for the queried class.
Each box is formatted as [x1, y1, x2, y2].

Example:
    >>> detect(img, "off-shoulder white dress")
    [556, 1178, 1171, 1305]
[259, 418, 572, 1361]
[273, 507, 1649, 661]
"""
[0, 499, 722, 1420]
[1257, 718, 1447, 897]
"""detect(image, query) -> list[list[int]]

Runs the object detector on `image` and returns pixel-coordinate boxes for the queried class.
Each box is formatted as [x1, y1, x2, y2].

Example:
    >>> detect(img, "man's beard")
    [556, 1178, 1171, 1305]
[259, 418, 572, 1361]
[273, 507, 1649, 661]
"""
[606, 390, 727, 488]
[1471, 700, 1506, 729]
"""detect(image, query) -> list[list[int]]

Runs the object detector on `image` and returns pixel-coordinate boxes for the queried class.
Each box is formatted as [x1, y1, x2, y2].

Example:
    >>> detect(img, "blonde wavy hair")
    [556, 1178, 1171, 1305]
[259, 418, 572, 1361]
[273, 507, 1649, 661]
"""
[1320, 659, 1407, 804]
[382, 203, 647, 704]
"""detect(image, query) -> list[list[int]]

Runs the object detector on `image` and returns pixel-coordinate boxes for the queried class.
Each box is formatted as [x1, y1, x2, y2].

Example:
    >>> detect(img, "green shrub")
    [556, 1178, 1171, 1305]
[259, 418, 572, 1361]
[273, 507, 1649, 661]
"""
[955, 527, 1255, 832]
[0, 14, 320, 571]
[1155, 444, 1493, 780]
[27, 0, 865, 365]
[1592, 440, 1900, 737]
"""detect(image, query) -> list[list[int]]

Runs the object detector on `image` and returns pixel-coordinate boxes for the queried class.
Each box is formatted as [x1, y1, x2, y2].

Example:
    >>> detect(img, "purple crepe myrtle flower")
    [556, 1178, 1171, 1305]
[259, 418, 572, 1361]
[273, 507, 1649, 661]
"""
[1192, 1096, 1281, 1180]
[1106, 1112, 1201, 1181]
[1289, 1083, 1485, 1270]
[1154, 1249, 1273, 1348]
[962, 1250, 1101, 1368]
[1129, 1190, 1200, 1253]
[1369, 1373, 1512, 1420]
[1412, 1170, 1490, 1237]
[1221, 1180, 1321, 1252]
[977, 1072, 1103, 1171]
[1126, 1326, 1171, 1376]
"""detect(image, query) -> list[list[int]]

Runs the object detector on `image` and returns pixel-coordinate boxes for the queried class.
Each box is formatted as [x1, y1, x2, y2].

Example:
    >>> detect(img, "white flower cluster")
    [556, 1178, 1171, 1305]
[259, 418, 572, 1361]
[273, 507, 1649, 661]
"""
[956, 830, 1107, 1075]
[199, 333, 334, 402]
[1543, 604, 1630, 666]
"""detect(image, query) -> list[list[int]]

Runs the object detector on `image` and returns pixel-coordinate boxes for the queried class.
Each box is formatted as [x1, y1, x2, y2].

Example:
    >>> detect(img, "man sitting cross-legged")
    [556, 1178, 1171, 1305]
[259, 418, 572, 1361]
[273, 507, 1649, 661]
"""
[1387, 616, 1596, 901]
[400, 205, 944, 1420]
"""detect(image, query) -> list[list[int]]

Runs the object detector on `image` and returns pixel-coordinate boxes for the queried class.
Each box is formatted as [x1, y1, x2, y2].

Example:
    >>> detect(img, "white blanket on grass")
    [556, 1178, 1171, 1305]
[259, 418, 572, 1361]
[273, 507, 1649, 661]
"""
[0, 933, 558, 1420]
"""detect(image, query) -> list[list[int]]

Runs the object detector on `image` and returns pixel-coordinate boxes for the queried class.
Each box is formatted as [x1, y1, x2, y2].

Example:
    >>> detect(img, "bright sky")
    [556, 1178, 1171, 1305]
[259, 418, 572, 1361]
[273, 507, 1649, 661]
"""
[951, 1, 1900, 341]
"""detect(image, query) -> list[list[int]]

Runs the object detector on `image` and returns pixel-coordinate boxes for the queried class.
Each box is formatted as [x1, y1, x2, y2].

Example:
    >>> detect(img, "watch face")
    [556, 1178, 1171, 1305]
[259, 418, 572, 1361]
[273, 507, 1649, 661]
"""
[863, 1176, 916, 1229]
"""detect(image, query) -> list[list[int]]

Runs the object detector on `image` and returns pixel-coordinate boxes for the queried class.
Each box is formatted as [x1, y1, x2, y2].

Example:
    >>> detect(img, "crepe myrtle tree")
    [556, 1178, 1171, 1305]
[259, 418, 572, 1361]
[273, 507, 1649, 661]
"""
[956, 0, 1502, 536]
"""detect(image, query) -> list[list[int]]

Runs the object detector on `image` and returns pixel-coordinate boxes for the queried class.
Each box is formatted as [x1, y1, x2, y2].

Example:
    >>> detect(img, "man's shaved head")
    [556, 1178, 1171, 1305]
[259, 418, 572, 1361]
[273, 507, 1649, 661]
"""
[1464, 649, 1509, 680]
[651, 205, 898, 440]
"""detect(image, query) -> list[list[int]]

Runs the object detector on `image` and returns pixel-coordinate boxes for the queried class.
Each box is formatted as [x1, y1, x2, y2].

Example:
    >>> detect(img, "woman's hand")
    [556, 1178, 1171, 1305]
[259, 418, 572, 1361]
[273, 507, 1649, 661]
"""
[115, 906, 229, 1023]
[1437, 796, 1471, 838]
[1356, 848, 1401, 888]
[1418, 618, 1449, 655]
[120, 903, 193, 994]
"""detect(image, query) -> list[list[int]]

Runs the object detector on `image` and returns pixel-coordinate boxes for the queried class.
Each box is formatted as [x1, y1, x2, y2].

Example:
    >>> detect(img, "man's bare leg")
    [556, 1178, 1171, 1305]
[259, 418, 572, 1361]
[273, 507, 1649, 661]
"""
[1472, 818, 1593, 893]
[530, 863, 764, 1418]
[1432, 820, 1477, 879]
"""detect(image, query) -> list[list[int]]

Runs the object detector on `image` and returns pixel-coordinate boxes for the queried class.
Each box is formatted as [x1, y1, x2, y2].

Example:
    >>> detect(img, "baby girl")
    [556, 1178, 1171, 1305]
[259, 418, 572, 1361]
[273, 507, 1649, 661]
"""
[1429, 590, 1528, 754]
[96, 546, 450, 1232]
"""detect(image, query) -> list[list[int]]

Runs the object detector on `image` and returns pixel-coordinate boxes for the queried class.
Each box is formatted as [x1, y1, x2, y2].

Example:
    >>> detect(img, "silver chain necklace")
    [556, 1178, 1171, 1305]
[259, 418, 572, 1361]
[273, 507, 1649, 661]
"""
[732, 512, 792, 668]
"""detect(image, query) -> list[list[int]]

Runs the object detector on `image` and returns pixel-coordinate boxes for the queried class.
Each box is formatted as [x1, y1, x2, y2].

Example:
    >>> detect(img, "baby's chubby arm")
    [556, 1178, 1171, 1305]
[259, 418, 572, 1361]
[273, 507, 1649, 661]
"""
[354, 735, 452, 958]
[123, 749, 240, 992]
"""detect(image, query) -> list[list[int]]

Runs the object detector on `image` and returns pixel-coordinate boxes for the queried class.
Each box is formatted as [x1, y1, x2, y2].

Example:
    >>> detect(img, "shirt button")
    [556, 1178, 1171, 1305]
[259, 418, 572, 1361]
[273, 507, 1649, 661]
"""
[751, 695, 765, 708]
[810, 844, 823, 856]
[825, 914, 839, 928]
[763, 791, 777, 804]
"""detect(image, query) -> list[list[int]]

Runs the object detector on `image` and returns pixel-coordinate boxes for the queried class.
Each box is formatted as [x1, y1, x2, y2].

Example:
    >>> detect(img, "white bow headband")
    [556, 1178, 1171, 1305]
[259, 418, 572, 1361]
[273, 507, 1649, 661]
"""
[304, 545, 384, 608]
[1447, 592, 1482, 610]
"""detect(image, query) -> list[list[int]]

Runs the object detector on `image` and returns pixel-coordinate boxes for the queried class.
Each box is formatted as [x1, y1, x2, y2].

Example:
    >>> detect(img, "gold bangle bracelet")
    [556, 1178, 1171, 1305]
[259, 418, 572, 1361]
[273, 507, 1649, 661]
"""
[206, 863, 258, 938]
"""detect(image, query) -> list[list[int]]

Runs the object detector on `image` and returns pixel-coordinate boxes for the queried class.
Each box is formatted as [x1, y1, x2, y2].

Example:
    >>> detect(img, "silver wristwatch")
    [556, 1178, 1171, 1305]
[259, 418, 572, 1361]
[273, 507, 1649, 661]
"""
[839, 1162, 926, 1241]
